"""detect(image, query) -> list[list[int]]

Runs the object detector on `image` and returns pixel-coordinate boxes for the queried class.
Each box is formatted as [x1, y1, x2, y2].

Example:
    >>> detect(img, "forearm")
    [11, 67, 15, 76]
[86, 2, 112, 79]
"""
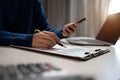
[50, 28, 65, 39]
[33, 0, 65, 39]
[0, 30, 33, 47]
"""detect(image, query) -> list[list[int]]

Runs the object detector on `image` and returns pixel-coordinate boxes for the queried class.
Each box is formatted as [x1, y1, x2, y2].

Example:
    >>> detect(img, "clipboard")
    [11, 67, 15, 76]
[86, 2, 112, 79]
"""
[10, 45, 110, 61]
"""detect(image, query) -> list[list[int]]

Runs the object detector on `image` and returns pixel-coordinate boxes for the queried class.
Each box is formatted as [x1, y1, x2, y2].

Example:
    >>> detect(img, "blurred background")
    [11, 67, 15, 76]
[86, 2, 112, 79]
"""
[42, 0, 119, 37]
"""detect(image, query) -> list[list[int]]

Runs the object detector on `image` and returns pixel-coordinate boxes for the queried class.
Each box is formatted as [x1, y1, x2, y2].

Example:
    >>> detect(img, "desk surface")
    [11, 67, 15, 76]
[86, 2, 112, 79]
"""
[0, 40, 120, 80]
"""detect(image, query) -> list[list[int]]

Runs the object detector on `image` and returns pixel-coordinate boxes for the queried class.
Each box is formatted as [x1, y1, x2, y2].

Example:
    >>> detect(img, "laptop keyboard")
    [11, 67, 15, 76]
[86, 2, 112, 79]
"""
[79, 39, 107, 44]
[67, 39, 107, 44]
[0, 62, 94, 80]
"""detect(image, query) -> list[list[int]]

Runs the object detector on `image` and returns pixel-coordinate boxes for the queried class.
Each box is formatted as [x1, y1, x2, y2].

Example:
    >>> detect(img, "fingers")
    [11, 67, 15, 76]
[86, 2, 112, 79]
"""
[37, 39, 55, 49]
[62, 23, 77, 37]
[40, 32, 57, 45]
[42, 31, 61, 43]
[32, 32, 58, 49]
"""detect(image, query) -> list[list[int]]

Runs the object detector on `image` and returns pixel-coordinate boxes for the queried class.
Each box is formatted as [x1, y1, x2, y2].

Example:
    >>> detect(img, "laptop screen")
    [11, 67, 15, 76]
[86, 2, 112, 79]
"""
[96, 13, 120, 44]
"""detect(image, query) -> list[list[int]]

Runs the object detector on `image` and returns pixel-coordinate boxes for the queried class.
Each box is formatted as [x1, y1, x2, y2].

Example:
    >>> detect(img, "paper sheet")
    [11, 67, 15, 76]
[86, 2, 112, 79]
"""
[11, 44, 108, 59]
[27, 44, 98, 58]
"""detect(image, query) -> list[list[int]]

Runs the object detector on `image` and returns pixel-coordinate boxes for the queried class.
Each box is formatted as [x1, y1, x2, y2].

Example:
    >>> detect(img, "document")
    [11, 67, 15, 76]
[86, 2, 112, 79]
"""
[11, 44, 110, 61]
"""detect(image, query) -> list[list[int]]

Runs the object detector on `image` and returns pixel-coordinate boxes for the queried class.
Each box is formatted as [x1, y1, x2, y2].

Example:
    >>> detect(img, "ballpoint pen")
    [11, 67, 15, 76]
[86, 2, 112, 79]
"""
[34, 29, 67, 48]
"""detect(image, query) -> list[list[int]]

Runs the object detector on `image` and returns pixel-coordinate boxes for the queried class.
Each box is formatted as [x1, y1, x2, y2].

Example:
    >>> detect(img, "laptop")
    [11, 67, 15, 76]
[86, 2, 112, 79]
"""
[66, 13, 120, 46]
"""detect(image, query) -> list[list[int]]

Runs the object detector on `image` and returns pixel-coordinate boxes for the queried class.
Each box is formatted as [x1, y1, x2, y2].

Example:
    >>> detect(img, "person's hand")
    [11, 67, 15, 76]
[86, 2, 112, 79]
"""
[32, 31, 60, 49]
[62, 23, 77, 37]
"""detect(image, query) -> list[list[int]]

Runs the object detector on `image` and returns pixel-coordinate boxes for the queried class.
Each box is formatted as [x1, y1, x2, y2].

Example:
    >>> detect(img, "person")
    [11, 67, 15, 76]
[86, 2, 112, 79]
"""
[0, 0, 77, 49]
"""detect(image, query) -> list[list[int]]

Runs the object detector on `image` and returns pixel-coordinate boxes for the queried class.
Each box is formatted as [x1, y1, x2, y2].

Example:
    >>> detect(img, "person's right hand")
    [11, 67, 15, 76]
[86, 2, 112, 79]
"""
[32, 31, 61, 49]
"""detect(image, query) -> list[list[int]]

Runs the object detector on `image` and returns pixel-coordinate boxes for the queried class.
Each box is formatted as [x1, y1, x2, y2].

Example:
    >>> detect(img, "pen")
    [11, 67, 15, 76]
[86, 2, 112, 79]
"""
[76, 17, 86, 24]
[34, 29, 67, 48]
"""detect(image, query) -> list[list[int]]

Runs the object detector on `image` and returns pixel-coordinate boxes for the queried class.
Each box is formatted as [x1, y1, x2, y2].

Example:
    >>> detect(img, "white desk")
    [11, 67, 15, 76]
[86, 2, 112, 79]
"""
[0, 40, 120, 80]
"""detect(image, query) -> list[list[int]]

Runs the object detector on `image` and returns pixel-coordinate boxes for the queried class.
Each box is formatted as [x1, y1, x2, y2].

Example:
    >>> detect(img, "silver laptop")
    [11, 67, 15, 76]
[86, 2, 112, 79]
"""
[66, 13, 120, 46]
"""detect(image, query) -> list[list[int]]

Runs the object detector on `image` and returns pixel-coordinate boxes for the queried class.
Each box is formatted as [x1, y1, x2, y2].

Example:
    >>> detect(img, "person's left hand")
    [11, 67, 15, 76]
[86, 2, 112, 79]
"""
[62, 23, 77, 37]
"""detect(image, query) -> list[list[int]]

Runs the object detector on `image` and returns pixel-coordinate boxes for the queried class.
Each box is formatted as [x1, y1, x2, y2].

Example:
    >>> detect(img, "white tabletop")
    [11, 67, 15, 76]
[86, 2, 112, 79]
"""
[0, 40, 120, 80]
